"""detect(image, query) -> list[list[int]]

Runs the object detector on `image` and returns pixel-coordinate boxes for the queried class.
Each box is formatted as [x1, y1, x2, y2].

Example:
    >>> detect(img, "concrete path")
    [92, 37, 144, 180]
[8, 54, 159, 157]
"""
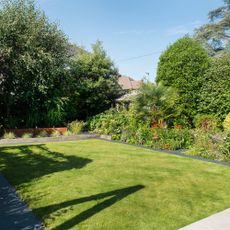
[179, 208, 230, 230]
[0, 133, 100, 146]
[0, 174, 43, 230]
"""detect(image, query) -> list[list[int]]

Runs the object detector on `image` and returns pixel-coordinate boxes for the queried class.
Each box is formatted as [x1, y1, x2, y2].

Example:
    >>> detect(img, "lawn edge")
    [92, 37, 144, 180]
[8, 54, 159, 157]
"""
[96, 138, 230, 167]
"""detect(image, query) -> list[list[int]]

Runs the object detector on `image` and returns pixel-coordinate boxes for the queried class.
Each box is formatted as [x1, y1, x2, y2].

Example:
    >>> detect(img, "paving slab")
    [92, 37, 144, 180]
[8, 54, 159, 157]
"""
[179, 208, 230, 230]
[0, 174, 43, 230]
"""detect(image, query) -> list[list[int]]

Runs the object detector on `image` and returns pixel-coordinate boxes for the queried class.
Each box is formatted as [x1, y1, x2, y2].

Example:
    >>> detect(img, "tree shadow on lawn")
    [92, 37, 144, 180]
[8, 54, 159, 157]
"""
[34, 184, 145, 229]
[0, 144, 92, 186]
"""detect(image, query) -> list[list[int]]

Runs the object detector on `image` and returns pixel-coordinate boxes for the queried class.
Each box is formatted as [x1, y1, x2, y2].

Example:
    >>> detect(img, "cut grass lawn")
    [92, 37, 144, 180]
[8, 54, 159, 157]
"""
[1, 139, 230, 230]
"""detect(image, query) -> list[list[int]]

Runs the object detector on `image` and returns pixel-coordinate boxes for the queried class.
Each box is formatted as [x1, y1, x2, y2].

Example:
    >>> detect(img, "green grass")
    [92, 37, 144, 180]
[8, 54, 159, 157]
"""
[1, 139, 230, 230]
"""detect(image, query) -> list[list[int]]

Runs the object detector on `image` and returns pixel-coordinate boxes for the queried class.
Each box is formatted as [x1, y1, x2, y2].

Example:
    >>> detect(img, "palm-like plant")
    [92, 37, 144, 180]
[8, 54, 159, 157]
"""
[134, 81, 178, 126]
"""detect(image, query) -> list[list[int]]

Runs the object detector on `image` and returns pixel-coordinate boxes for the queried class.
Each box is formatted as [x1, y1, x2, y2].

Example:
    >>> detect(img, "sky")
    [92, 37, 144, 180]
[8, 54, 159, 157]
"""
[37, 0, 222, 81]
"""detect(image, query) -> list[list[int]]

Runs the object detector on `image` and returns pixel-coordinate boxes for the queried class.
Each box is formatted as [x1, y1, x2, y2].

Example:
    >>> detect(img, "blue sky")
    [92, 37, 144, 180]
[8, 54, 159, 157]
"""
[37, 0, 222, 81]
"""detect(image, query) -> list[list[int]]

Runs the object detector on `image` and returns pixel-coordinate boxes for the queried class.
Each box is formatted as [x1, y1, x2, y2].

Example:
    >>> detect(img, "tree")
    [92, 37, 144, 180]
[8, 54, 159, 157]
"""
[134, 81, 178, 126]
[66, 41, 123, 121]
[198, 54, 230, 120]
[156, 37, 210, 123]
[195, 0, 230, 55]
[0, 0, 69, 128]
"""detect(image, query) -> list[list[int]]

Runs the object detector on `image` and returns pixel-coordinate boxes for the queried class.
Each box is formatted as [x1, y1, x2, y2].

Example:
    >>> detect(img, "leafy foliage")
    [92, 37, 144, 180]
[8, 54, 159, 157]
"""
[218, 133, 230, 156]
[0, 1, 122, 128]
[36, 131, 48, 138]
[133, 81, 178, 125]
[193, 114, 218, 131]
[0, 0, 69, 128]
[22, 133, 33, 138]
[88, 108, 193, 150]
[223, 113, 230, 131]
[156, 37, 210, 122]
[198, 54, 230, 120]
[50, 130, 61, 137]
[3, 132, 16, 139]
[88, 108, 129, 136]
[66, 41, 123, 121]
[195, 0, 230, 55]
[186, 129, 230, 162]
[67, 120, 84, 134]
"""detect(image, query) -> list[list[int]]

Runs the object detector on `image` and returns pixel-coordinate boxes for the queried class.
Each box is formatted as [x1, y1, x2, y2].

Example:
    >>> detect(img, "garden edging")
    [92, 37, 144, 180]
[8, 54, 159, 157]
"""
[97, 137, 230, 167]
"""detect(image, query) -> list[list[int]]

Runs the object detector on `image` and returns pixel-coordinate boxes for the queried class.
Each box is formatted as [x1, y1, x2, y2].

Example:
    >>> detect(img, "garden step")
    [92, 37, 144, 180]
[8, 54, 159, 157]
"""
[179, 208, 230, 230]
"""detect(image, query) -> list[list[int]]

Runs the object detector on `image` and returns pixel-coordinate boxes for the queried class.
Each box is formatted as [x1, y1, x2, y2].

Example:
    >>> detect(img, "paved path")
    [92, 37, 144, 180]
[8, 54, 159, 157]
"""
[179, 208, 230, 230]
[0, 174, 43, 230]
[0, 133, 100, 146]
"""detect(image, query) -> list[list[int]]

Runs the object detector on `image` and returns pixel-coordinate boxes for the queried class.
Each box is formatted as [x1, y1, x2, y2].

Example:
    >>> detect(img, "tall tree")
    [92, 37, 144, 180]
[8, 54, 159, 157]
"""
[66, 41, 123, 121]
[156, 37, 210, 123]
[0, 0, 69, 128]
[195, 0, 230, 55]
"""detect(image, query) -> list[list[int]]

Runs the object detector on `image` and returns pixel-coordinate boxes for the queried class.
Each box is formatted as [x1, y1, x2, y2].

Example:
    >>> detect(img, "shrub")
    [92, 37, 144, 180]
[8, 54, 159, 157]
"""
[88, 109, 128, 136]
[223, 113, 230, 131]
[22, 133, 33, 139]
[63, 130, 72, 136]
[50, 131, 61, 137]
[88, 108, 194, 150]
[173, 117, 191, 129]
[150, 128, 194, 150]
[36, 131, 49, 138]
[67, 120, 84, 134]
[3, 132, 16, 139]
[121, 127, 194, 150]
[194, 114, 218, 132]
[198, 54, 230, 120]
[186, 129, 230, 162]
[218, 132, 230, 158]
[187, 129, 216, 158]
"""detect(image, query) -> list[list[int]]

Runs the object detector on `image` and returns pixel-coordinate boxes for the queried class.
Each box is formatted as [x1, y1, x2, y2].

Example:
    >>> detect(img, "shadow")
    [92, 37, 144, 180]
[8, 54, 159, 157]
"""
[33, 185, 145, 229]
[0, 144, 92, 186]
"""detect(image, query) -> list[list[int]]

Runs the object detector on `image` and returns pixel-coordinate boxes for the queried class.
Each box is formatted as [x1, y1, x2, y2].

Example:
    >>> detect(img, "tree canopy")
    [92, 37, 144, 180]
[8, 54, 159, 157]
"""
[0, 0, 69, 128]
[195, 0, 230, 55]
[156, 37, 210, 122]
[0, 0, 122, 128]
[65, 41, 123, 121]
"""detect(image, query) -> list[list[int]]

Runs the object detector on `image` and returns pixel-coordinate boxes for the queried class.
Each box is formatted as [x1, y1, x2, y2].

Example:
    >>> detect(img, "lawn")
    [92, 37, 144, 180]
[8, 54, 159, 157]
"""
[1, 139, 230, 230]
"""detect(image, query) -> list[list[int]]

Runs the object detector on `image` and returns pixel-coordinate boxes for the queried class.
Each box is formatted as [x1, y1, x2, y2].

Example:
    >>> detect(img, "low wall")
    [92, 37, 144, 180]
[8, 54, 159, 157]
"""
[5, 127, 67, 137]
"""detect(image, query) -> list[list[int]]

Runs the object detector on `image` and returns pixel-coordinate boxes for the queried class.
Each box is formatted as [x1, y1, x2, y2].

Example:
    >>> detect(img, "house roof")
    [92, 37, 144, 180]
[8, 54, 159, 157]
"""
[118, 76, 142, 90]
